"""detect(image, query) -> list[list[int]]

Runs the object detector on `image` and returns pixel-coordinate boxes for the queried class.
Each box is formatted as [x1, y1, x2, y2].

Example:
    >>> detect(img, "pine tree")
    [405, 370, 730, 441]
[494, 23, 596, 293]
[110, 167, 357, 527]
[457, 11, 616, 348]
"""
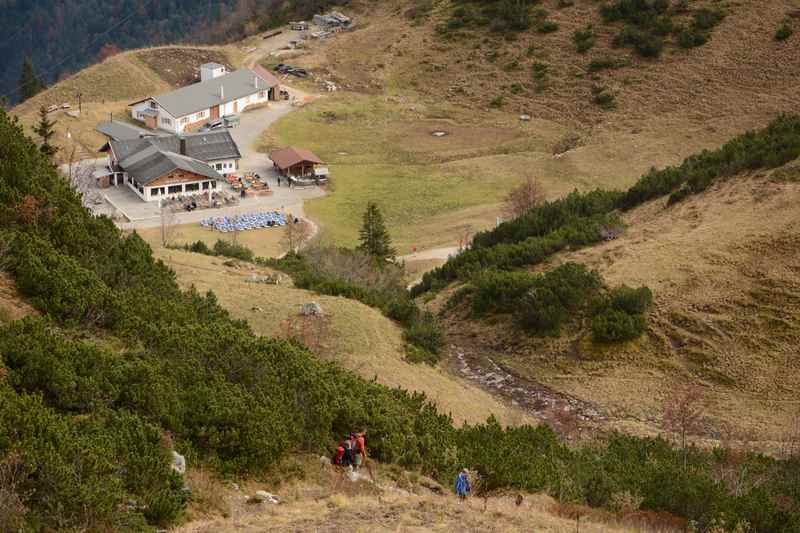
[34, 106, 58, 158]
[357, 202, 396, 262]
[18, 57, 45, 103]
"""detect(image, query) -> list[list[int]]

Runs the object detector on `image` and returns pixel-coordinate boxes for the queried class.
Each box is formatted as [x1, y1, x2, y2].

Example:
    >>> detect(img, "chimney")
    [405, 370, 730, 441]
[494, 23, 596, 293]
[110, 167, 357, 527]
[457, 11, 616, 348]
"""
[219, 85, 224, 100]
[179, 137, 186, 156]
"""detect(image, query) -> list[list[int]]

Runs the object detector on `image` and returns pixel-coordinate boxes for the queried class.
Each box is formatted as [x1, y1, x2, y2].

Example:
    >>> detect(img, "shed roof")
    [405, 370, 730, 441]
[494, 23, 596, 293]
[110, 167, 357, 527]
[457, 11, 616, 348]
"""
[96, 120, 156, 141]
[144, 68, 277, 118]
[269, 147, 324, 169]
[251, 65, 281, 88]
[201, 62, 225, 69]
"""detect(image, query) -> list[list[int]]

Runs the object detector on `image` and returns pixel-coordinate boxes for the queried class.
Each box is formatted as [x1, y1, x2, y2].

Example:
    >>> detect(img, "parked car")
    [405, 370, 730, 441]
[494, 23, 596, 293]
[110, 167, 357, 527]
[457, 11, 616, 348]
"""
[199, 119, 224, 132]
[288, 67, 308, 77]
[279, 89, 290, 100]
[223, 114, 240, 128]
[272, 63, 287, 72]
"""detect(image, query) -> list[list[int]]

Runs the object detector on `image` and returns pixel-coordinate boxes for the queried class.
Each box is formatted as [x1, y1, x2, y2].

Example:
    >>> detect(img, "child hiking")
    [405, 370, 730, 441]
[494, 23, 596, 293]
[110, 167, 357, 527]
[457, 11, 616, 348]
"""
[455, 469, 471, 501]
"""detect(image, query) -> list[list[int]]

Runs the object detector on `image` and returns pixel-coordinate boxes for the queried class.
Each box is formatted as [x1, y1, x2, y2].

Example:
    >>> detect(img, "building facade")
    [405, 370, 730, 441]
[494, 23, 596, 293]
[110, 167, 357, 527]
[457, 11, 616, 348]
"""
[102, 129, 241, 202]
[129, 66, 280, 134]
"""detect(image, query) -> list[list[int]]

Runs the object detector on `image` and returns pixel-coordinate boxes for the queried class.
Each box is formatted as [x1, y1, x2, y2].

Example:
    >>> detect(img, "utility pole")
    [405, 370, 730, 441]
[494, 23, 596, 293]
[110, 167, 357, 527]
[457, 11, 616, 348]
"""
[77, 92, 82, 114]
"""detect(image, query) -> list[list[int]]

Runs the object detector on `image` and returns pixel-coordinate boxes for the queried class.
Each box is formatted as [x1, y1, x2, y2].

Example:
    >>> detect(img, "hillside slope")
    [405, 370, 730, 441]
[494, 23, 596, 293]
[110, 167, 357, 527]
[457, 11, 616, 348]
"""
[154, 248, 533, 427]
[268, 0, 800, 252]
[442, 162, 800, 442]
[12, 44, 243, 161]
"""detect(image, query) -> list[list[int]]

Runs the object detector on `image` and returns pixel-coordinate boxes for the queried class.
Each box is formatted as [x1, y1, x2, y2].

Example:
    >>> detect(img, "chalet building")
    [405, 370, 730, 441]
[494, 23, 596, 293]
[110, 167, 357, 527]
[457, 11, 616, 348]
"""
[270, 147, 328, 181]
[128, 64, 280, 133]
[103, 129, 241, 202]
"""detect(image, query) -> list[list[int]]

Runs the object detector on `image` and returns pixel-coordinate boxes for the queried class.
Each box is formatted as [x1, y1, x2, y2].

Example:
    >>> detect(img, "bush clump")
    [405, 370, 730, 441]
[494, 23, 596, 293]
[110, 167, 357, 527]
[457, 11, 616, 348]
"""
[471, 269, 537, 315]
[514, 263, 601, 336]
[592, 85, 616, 109]
[591, 285, 652, 342]
[573, 25, 595, 52]
[775, 22, 793, 41]
[601, 1, 723, 57]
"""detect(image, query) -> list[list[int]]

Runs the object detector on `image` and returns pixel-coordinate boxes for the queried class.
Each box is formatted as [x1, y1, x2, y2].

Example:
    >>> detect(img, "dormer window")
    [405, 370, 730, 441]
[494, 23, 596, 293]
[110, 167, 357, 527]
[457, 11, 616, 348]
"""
[150, 101, 158, 109]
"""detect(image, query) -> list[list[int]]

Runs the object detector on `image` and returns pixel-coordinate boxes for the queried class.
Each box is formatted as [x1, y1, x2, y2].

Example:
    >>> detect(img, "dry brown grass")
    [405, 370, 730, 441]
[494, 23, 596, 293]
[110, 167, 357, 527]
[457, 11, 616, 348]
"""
[134, 223, 286, 259]
[0, 273, 37, 325]
[444, 170, 800, 445]
[154, 248, 533, 427]
[176, 456, 651, 533]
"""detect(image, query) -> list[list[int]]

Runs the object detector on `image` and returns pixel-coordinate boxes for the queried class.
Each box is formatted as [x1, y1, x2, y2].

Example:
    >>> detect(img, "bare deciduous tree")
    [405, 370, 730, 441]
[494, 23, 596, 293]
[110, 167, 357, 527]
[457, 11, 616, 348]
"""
[503, 177, 545, 220]
[282, 217, 313, 254]
[663, 382, 705, 468]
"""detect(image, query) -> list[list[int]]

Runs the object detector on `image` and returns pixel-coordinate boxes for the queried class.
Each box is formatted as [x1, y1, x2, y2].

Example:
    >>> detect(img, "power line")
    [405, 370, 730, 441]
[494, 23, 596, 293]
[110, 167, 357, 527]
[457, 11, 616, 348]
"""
[0, 23, 30, 51]
[5, 0, 158, 102]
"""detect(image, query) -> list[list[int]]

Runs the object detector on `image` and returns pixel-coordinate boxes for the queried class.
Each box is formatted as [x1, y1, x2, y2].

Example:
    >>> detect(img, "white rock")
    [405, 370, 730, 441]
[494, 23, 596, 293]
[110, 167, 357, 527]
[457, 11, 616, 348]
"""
[300, 302, 323, 316]
[253, 490, 280, 504]
[519, 114, 531, 121]
[171, 451, 186, 474]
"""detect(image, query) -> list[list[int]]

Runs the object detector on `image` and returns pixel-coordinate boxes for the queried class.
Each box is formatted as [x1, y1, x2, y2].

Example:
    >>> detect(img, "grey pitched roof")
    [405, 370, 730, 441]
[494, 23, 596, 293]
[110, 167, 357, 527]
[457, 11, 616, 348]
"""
[123, 147, 221, 186]
[96, 121, 156, 141]
[151, 68, 277, 118]
[202, 62, 224, 69]
[110, 129, 241, 163]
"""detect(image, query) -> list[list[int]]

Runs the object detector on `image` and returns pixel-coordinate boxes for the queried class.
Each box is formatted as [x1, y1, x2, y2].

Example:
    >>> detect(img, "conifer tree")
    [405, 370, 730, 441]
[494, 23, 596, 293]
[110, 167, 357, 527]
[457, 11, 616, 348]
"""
[18, 57, 45, 103]
[358, 201, 396, 262]
[34, 106, 58, 158]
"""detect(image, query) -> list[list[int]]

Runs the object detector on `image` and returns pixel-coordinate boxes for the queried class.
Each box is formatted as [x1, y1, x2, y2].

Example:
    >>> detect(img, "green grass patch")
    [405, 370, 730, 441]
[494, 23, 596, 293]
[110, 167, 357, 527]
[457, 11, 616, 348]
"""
[269, 94, 530, 250]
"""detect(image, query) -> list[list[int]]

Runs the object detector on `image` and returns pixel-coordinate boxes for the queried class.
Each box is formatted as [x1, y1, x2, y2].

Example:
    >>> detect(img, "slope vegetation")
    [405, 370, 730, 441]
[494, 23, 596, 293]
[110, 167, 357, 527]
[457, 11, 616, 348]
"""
[154, 247, 532, 427]
[421, 116, 800, 443]
[269, 0, 800, 252]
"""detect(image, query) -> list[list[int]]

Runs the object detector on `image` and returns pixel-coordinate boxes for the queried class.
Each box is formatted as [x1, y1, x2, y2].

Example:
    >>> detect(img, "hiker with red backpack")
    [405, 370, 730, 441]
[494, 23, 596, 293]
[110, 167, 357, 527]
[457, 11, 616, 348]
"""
[354, 429, 367, 471]
[333, 441, 345, 466]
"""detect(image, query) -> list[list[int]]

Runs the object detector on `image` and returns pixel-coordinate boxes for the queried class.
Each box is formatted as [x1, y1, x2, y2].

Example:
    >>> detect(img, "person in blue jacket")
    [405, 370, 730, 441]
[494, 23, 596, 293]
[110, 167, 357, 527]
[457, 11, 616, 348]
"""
[455, 468, 471, 501]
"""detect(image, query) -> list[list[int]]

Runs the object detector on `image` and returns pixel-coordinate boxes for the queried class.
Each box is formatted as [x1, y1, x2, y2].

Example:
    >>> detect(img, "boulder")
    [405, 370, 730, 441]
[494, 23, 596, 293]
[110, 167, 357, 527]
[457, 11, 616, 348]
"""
[171, 451, 186, 475]
[300, 302, 323, 316]
[249, 490, 280, 504]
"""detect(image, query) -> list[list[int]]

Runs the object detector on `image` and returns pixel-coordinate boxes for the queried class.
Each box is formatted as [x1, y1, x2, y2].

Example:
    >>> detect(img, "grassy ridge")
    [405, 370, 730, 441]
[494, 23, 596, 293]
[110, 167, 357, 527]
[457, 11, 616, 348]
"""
[413, 114, 800, 295]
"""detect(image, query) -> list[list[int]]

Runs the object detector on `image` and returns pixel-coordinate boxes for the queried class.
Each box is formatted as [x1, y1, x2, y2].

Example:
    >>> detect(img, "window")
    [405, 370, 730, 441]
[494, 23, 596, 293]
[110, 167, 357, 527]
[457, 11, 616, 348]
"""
[161, 117, 172, 126]
[211, 181, 217, 189]
[151, 187, 160, 196]
[202, 181, 210, 190]
[197, 110, 206, 119]
[149, 101, 158, 109]
[180, 117, 190, 125]
[185, 183, 200, 192]
[168, 185, 182, 194]
[215, 163, 222, 170]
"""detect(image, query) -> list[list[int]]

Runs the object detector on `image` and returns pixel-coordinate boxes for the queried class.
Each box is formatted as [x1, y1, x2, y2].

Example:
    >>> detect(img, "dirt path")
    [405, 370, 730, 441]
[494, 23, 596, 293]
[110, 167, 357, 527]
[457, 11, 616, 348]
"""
[398, 246, 460, 263]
